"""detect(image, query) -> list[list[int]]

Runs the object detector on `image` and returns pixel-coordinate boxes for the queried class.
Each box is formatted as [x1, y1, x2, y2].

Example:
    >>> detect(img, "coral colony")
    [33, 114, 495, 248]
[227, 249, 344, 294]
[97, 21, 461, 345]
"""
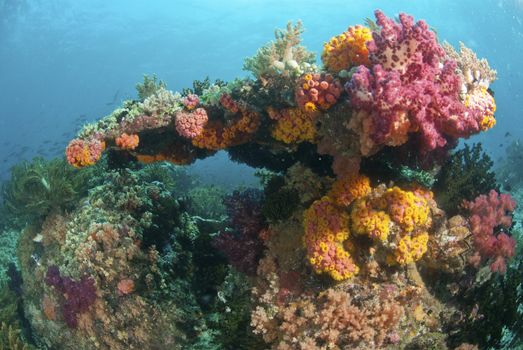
[13, 9, 519, 349]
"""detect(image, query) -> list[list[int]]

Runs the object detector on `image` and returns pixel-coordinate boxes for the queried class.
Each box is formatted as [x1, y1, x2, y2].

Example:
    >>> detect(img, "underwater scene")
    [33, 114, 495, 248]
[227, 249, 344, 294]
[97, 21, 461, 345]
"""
[1, 0, 523, 349]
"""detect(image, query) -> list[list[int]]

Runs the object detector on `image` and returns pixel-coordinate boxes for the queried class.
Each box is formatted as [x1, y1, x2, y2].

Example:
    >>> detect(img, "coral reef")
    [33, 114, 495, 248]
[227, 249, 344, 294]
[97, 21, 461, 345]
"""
[3, 9, 520, 350]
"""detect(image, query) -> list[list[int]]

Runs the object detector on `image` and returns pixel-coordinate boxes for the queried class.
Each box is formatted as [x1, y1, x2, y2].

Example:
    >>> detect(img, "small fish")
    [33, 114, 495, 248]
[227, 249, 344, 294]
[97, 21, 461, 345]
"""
[505, 132, 511, 137]
[30, 253, 41, 265]
[499, 143, 503, 147]
[106, 89, 120, 106]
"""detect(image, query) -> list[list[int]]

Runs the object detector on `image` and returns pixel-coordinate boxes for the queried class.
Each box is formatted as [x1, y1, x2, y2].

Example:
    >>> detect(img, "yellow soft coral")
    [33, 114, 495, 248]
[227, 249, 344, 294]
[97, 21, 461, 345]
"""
[328, 174, 371, 207]
[271, 108, 317, 144]
[322, 25, 373, 73]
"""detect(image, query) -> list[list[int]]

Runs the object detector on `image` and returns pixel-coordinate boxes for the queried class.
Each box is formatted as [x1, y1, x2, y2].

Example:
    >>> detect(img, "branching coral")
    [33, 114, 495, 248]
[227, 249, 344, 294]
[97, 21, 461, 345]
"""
[243, 21, 316, 80]
[434, 143, 498, 215]
[0, 322, 33, 350]
[135, 74, 167, 101]
[251, 255, 405, 349]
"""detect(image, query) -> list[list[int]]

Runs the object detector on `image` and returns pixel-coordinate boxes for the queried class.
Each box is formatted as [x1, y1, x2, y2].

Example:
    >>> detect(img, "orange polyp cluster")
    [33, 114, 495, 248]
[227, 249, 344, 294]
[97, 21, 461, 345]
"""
[135, 152, 193, 165]
[351, 198, 391, 241]
[393, 232, 429, 265]
[303, 196, 359, 281]
[65, 138, 105, 168]
[381, 187, 431, 233]
[192, 109, 260, 150]
[321, 25, 373, 73]
[271, 108, 317, 144]
[295, 73, 343, 112]
[115, 133, 140, 150]
[328, 174, 372, 207]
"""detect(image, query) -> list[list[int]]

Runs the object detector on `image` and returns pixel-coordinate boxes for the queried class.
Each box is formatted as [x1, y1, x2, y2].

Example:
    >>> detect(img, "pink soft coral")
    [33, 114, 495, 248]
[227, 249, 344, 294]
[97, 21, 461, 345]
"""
[346, 10, 484, 154]
[464, 190, 517, 273]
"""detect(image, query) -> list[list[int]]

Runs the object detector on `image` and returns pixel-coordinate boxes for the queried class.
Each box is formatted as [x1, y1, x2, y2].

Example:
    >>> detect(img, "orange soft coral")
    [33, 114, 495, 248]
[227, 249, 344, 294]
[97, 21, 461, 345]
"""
[322, 25, 373, 73]
[115, 133, 139, 150]
[192, 109, 260, 150]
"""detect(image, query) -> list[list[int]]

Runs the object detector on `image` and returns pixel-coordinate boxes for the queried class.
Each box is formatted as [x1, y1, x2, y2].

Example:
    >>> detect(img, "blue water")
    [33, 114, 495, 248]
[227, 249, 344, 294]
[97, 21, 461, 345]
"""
[0, 0, 522, 183]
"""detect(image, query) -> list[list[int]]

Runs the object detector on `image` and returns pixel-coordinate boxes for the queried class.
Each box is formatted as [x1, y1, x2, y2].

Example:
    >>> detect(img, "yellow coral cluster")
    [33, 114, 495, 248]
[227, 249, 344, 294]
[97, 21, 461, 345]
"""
[351, 198, 391, 241]
[328, 174, 371, 207]
[271, 108, 317, 144]
[303, 196, 359, 281]
[321, 25, 373, 73]
[192, 109, 260, 150]
[393, 232, 429, 265]
[347, 184, 432, 266]
[381, 187, 431, 233]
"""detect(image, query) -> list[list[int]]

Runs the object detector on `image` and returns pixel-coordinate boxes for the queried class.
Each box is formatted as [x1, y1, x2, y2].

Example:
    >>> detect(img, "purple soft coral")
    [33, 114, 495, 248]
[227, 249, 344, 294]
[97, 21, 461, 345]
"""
[45, 266, 97, 328]
[213, 189, 266, 275]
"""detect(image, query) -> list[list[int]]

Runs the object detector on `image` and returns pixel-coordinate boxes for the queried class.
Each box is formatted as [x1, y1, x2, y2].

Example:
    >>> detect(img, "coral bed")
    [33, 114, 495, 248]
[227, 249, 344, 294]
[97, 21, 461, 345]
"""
[5, 9, 520, 350]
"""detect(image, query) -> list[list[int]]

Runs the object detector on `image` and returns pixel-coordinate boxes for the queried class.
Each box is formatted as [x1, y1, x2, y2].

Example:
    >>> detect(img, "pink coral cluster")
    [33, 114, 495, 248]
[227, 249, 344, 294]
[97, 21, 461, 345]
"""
[296, 73, 343, 112]
[182, 94, 200, 110]
[120, 114, 172, 135]
[220, 93, 240, 113]
[464, 190, 517, 273]
[346, 10, 486, 153]
[65, 138, 105, 168]
[175, 107, 209, 139]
